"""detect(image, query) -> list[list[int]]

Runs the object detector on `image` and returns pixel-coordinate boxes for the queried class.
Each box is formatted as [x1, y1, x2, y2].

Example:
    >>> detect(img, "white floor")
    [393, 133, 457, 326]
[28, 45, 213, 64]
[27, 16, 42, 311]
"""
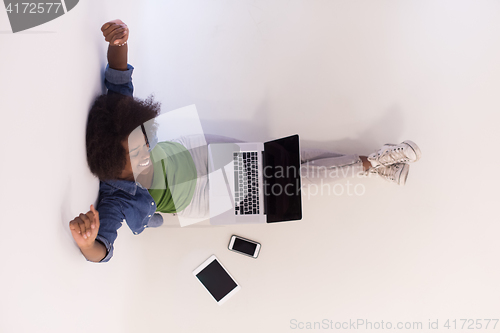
[1, 1, 500, 332]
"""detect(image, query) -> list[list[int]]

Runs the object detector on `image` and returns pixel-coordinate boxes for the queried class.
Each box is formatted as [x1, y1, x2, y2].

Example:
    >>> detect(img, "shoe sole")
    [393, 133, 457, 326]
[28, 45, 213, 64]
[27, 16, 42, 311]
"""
[397, 163, 410, 186]
[401, 140, 421, 162]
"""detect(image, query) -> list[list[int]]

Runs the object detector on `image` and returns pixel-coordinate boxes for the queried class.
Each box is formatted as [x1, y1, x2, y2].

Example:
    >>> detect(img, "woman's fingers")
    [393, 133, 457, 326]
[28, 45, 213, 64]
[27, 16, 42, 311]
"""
[102, 24, 119, 38]
[100, 20, 128, 45]
[101, 22, 111, 31]
[101, 20, 121, 32]
[69, 206, 102, 247]
[85, 210, 95, 228]
[109, 30, 126, 44]
[79, 213, 92, 238]
[69, 219, 87, 244]
[103, 24, 126, 38]
[90, 205, 100, 229]
[104, 28, 122, 42]
[109, 32, 124, 44]
[109, 28, 128, 44]
[69, 222, 84, 243]
[112, 36, 126, 45]
[101, 19, 123, 32]
[69, 219, 81, 234]
[104, 26, 125, 40]
[101, 20, 119, 32]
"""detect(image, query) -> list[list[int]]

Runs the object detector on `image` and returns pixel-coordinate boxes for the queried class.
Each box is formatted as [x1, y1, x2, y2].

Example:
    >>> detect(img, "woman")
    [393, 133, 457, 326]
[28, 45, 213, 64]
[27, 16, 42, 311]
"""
[69, 19, 422, 263]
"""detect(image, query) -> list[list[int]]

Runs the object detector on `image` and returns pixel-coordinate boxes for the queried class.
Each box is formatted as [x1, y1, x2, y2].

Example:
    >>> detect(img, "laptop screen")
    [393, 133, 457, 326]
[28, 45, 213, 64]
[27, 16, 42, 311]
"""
[263, 134, 302, 223]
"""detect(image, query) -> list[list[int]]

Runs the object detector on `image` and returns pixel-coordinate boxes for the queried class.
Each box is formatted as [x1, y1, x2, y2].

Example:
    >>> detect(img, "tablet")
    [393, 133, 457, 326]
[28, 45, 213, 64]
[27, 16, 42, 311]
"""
[193, 255, 241, 305]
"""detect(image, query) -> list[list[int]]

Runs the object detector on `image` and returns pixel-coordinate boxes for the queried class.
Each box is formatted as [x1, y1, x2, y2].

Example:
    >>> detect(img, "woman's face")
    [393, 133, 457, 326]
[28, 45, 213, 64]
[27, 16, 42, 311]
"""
[119, 127, 151, 181]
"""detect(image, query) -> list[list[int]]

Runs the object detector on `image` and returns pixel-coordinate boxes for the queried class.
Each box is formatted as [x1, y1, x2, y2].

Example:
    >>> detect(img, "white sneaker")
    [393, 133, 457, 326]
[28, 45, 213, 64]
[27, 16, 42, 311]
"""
[368, 140, 422, 167]
[366, 163, 410, 186]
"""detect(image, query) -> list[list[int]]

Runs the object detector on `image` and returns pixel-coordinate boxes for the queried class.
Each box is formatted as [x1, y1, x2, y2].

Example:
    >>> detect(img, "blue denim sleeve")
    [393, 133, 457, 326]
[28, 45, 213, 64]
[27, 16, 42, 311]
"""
[147, 213, 164, 227]
[93, 198, 125, 263]
[104, 63, 134, 96]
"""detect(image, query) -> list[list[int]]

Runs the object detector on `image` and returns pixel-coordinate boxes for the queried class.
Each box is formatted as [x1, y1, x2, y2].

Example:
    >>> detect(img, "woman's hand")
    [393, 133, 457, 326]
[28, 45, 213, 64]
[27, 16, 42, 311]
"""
[101, 19, 129, 46]
[69, 205, 101, 250]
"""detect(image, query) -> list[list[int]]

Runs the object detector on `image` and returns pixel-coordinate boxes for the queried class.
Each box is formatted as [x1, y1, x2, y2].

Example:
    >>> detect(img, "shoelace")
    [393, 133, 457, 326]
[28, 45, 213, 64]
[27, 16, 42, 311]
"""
[376, 147, 408, 165]
[378, 164, 402, 180]
[364, 164, 384, 176]
[365, 163, 400, 179]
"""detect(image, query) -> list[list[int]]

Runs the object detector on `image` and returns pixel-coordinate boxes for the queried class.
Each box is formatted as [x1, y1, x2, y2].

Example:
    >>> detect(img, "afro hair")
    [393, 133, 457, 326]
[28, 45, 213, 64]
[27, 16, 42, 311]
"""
[86, 93, 161, 181]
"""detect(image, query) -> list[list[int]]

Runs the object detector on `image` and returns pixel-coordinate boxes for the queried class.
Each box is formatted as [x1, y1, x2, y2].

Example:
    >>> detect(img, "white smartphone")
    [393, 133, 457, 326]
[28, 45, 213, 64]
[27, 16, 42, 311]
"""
[228, 235, 261, 258]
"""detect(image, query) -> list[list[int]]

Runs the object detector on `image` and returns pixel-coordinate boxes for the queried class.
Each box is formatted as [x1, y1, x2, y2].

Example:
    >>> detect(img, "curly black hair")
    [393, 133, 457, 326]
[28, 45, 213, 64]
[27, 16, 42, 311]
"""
[86, 93, 161, 181]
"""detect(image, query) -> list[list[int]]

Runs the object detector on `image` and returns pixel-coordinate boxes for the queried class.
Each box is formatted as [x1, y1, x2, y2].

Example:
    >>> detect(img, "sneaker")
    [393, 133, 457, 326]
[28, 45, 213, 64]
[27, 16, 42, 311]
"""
[366, 163, 410, 186]
[368, 140, 421, 167]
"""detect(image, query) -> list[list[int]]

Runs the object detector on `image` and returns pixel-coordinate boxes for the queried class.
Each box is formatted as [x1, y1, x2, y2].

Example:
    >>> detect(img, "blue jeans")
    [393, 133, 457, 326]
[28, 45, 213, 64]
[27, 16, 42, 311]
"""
[169, 134, 363, 219]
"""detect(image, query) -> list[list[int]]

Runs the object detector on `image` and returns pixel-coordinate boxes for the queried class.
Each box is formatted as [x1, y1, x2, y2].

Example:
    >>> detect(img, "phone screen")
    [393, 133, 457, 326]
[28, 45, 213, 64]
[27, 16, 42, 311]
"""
[233, 238, 257, 256]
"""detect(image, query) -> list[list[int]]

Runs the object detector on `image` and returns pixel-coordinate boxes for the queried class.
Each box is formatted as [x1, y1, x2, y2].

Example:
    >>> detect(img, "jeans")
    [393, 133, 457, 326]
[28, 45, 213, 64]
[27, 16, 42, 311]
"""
[168, 134, 363, 218]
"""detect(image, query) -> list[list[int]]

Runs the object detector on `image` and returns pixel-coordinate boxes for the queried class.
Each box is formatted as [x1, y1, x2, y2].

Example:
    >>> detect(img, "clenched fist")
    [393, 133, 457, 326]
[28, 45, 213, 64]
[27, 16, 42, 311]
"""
[69, 205, 100, 249]
[101, 19, 129, 46]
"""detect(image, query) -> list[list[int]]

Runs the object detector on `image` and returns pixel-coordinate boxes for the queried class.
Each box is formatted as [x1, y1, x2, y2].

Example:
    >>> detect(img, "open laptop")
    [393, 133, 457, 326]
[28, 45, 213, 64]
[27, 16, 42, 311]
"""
[208, 134, 302, 225]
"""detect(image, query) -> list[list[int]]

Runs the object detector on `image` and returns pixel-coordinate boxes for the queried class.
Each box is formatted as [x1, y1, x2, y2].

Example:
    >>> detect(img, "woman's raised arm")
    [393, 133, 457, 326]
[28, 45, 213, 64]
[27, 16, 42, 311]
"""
[101, 19, 130, 71]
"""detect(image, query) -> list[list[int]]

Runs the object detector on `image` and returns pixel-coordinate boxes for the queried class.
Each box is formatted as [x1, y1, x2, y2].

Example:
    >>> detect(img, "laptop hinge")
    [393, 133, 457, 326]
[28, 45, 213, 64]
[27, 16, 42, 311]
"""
[262, 150, 268, 216]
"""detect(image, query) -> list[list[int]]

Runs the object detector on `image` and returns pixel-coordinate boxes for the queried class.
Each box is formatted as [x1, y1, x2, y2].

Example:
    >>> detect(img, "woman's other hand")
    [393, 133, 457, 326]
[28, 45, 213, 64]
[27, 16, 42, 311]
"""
[101, 19, 129, 46]
[69, 205, 101, 250]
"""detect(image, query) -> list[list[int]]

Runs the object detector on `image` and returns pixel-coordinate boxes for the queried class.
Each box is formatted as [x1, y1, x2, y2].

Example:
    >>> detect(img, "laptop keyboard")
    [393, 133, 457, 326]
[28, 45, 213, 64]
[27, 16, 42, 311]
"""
[233, 152, 260, 215]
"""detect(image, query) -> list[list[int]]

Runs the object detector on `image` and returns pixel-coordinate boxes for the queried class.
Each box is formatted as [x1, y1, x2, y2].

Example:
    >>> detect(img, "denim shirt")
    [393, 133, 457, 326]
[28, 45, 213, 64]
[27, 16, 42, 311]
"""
[94, 63, 163, 263]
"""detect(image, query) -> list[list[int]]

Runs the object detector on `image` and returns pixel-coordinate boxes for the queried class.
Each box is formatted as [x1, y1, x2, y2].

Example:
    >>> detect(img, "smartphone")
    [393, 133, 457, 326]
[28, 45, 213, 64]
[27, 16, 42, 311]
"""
[228, 235, 261, 258]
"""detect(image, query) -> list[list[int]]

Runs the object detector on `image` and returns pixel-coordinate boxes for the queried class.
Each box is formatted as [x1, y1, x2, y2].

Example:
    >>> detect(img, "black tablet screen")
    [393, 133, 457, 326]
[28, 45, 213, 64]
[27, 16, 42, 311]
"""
[196, 259, 238, 302]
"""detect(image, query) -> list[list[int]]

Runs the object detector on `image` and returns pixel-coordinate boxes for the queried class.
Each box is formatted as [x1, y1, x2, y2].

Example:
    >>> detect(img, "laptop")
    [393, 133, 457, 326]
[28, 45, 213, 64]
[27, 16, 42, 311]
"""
[208, 134, 302, 225]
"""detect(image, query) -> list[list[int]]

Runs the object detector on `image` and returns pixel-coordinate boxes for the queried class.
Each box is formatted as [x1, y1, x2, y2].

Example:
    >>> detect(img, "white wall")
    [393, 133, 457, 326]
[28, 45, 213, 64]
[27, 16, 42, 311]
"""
[1, 1, 499, 332]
